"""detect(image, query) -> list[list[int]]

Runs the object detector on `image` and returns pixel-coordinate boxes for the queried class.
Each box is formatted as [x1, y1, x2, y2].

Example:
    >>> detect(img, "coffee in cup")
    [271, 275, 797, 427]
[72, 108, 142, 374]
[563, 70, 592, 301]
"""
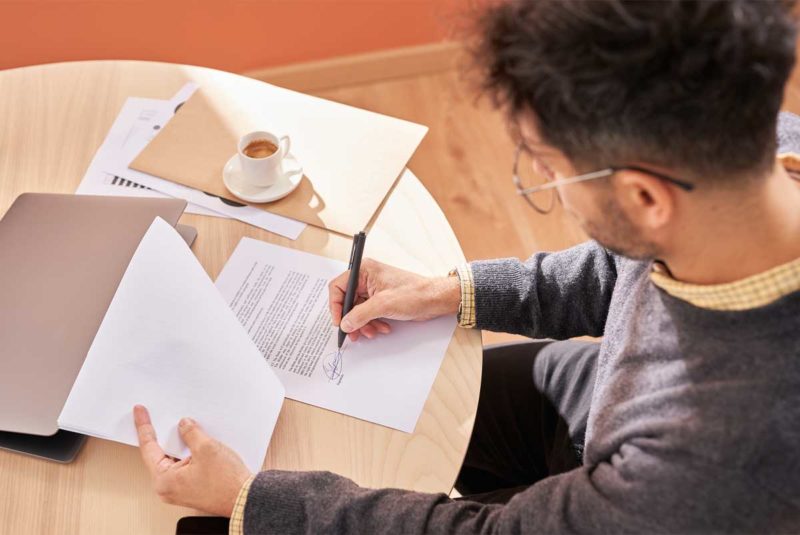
[243, 139, 278, 159]
[237, 131, 291, 188]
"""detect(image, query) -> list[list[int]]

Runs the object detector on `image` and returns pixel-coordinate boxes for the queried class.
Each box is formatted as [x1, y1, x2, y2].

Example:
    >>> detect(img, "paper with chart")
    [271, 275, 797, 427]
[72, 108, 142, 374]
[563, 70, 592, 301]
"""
[100, 96, 306, 240]
[58, 218, 285, 473]
[76, 83, 218, 217]
[77, 84, 307, 240]
[215, 237, 457, 433]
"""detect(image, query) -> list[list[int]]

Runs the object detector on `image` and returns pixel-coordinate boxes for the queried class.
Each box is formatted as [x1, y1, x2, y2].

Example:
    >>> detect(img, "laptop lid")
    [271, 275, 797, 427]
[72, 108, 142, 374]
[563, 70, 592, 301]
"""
[0, 193, 186, 436]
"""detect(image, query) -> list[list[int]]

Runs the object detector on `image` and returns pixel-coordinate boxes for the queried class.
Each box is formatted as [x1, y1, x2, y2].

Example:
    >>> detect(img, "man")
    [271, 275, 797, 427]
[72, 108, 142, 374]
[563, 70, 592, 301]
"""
[134, 0, 800, 532]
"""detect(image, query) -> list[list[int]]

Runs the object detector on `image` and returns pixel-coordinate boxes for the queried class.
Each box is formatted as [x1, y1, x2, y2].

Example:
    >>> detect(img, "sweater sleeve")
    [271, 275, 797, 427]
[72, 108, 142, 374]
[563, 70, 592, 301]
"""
[241, 448, 742, 535]
[469, 240, 618, 338]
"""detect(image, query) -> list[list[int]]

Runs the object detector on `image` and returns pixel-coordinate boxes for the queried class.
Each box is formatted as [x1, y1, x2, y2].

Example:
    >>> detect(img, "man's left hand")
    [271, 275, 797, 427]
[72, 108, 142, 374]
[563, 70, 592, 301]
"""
[133, 405, 252, 517]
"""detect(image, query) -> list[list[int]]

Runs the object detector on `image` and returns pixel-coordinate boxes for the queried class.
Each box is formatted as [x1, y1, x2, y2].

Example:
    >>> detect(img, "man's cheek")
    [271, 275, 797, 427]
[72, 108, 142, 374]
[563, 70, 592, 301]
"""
[561, 188, 597, 223]
[557, 189, 581, 220]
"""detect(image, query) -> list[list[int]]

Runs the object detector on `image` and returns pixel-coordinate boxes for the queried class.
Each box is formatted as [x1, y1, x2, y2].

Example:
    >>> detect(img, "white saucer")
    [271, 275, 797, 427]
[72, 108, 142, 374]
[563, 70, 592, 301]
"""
[222, 153, 303, 203]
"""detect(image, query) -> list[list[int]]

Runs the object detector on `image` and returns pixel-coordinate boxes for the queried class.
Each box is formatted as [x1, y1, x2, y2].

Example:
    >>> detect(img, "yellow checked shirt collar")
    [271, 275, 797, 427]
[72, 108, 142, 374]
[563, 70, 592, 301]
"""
[650, 257, 800, 311]
[651, 153, 800, 311]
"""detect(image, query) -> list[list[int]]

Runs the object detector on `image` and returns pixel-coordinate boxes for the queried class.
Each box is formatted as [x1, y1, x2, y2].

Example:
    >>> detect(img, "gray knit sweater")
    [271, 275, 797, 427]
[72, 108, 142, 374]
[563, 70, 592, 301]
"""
[242, 118, 800, 534]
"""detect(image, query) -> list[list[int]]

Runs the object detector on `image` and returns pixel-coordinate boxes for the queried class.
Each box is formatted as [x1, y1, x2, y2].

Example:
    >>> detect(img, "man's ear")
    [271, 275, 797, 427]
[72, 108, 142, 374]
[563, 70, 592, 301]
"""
[612, 170, 677, 230]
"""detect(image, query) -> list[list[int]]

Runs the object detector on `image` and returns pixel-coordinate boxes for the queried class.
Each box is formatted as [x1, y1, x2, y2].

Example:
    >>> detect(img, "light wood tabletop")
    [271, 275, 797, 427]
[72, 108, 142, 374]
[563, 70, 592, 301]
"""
[0, 61, 482, 535]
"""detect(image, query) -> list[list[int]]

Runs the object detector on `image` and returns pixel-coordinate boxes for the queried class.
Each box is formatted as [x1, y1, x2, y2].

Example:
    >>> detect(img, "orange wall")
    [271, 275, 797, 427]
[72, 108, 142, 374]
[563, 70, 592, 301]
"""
[0, 1, 458, 72]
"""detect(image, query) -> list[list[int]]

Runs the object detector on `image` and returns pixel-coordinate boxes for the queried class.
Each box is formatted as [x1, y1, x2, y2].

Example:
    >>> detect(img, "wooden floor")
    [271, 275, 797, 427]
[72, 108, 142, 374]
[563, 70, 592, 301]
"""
[314, 70, 586, 345]
[317, 71, 588, 260]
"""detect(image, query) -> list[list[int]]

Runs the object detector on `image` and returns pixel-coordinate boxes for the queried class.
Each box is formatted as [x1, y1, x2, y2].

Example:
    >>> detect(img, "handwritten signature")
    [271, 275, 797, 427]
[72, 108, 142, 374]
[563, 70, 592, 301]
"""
[322, 348, 344, 383]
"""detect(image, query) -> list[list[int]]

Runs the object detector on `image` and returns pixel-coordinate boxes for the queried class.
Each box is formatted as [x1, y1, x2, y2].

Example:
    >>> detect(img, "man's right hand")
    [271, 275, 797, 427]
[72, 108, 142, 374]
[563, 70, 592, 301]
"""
[328, 258, 461, 342]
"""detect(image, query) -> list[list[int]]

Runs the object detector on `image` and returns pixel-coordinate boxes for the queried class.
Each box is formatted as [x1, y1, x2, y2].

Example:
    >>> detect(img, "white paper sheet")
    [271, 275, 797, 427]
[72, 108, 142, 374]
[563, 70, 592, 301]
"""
[58, 218, 285, 472]
[108, 154, 307, 240]
[215, 237, 456, 433]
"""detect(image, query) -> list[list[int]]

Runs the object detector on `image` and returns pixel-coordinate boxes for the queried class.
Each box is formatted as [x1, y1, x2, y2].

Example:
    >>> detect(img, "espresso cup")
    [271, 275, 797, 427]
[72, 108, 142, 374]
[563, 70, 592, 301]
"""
[237, 130, 291, 188]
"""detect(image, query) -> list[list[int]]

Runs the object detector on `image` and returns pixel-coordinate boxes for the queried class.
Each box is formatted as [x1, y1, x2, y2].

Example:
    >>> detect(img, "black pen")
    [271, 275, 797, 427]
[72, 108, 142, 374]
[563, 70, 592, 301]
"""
[338, 231, 367, 349]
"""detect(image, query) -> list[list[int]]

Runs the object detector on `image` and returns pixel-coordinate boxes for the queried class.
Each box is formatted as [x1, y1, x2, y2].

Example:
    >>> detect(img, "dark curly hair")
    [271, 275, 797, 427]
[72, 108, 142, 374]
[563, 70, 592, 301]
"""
[472, 0, 798, 181]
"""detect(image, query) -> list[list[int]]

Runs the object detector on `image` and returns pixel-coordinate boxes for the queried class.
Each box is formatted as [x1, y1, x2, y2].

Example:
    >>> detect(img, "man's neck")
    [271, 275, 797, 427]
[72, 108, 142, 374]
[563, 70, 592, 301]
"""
[662, 164, 800, 285]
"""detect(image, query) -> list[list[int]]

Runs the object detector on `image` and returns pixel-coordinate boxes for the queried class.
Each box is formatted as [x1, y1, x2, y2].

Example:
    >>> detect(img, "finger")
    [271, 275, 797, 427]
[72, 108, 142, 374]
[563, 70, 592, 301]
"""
[134, 405, 173, 475]
[370, 319, 392, 334]
[328, 259, 379, 325]
[172, 455, 192, 469]
[360, 323, 377, 339]
[348, 330, 360, 342]
[328, 271, 350, 325]
[156, 456, 175, 474]
[328, 269, 368, 312]
[355, 260, 377, 298]
[178, 417, 211, 452]
[340, 293, 388, 332]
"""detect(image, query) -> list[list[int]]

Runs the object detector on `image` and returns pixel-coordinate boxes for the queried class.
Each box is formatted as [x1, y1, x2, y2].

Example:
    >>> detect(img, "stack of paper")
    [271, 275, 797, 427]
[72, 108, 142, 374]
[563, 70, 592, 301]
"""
[75, 84, 216, 216]
[58, 218, 285, 472]
[76, 84, 307, 240]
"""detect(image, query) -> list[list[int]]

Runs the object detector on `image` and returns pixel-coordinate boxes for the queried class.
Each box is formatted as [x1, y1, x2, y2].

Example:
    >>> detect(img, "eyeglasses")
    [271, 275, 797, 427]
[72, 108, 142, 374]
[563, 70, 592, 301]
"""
[512, 142, 695, 214]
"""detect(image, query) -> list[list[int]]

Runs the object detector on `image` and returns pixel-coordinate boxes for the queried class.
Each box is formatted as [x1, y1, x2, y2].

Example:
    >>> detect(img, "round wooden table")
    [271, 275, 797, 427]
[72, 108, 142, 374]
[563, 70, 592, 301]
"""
[0, 61, 482, 534]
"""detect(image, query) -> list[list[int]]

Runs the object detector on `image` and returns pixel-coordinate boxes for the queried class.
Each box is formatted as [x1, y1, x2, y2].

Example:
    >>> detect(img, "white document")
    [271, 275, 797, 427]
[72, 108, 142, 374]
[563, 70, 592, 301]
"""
[58, 218, 285, 472]
[76, 86, 218, 217]
[215, 237, 456, 433]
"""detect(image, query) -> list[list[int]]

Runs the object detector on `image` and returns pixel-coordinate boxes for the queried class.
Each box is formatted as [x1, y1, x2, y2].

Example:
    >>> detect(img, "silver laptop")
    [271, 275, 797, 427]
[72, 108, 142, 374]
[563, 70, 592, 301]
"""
[0, 194, 187, 441]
